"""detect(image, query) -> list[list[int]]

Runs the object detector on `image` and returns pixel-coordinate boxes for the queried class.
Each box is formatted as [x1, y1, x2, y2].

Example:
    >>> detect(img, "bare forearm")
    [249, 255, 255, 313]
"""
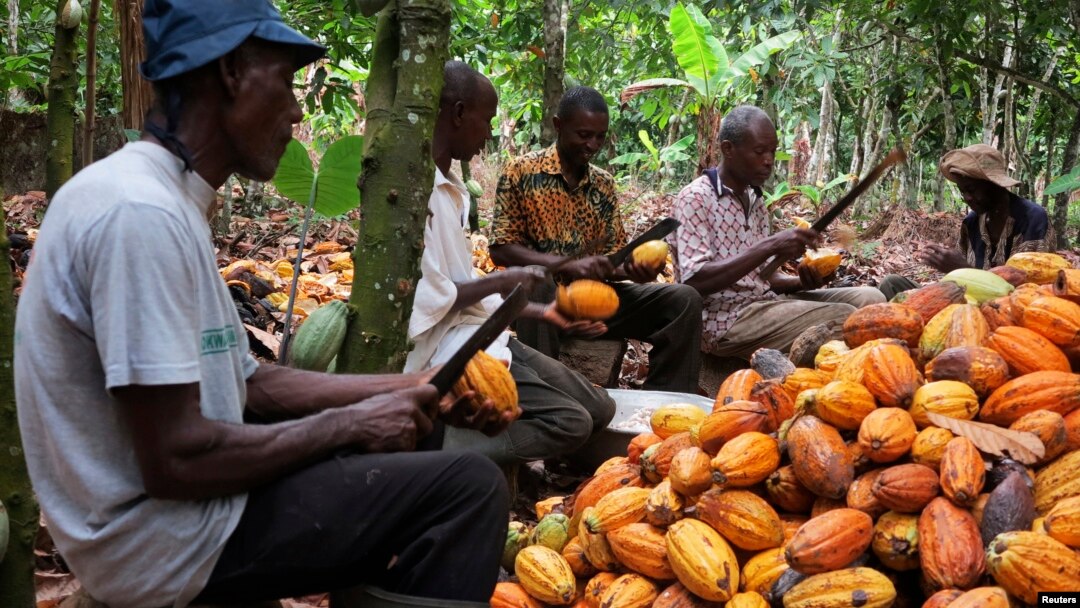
[769, 273, 803, 294]
[246, 364, 418, 420]
[490, 243, 562, 268]
[684, 243, 774, 296]
[451, 273, 507, 313]
[155, 407, 360, 499]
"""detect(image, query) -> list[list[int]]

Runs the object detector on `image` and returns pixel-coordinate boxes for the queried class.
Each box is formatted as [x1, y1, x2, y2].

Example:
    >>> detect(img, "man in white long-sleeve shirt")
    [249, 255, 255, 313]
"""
[406, 61, 615, 465]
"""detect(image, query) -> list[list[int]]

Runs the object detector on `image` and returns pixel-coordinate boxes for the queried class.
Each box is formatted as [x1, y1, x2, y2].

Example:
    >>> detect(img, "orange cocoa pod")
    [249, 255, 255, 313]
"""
[986, 531, 1080, 604]
[813, 380, 877, 431]
[765, 465, 815, 514]
[1021, 295, 1080, 347]
[627, 432, 662, 464]
[781, 368, 832, 401]
[872, 463, 940, 513]
[924, 346, 1009, 400]
[584, 572, 620, 608]
[810, 496, 846, 519]
[1009, 283, 1045, 325]
[784, 508, 874, 574]
[780, 514, 810, 543]
[1065, 408, 1080, 451]
[909, 380, 979, 428]
[893, 281, 967, 323]
[748, 379, 795, 428]
[725, 591, 768, 608]
[980, 296, 1016, 331]
[846, 440, 873, 474]
[843, 302, 924, 348]
[1034, 449, 1080, 514]
[1009, 409, 1068, 464]
[645, 479, 684, 527]
[939, 437, 986, 507]
[871, 510, 920, 571]
[922, 589, 963, 608]
[989, 264, 1029, 287]
[562, 535, 597, 578]
[858, 407, 917, 463]
[642, 432, 695, 483]
[669, 447, 714, 496]
[918, 497, 985, 591]
[598, 574, 657, 608]
[491, 582, 545, 608]
[985, 325, 1072, 375]
[710, 431, 780, 488]
[862, 342, 924, 409]
[971, 492, 991, 527]
[556, 279, 619, 321]
[665, 518, 740, 602]
[584, 486, 651, 534]
[572, 463, 644, 516]
[919, 303, 990, 363]
[846, 468, 887, 519]
[787, 415, 854, 499]
[1044, 495, 1080, 548]
[697, 400, 773, 455]
[607, 523, 675, 581]
[714, 369, 763, 409]
[948, 587, 1009, 608]
[653, 581, 724, 608]
[911, 427, 955, 471]
[695, 489, 784, 551]
[741, 547, 789, 595]
[979, 370, 1080, 425]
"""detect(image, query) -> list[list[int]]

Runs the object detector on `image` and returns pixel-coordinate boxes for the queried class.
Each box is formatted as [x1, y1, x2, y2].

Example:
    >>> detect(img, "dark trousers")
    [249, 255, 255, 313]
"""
[516, 279, 703, 393]
[877, 274, 920, 302]
[194, 451, 509, 604]
[442, 339, 616, 464]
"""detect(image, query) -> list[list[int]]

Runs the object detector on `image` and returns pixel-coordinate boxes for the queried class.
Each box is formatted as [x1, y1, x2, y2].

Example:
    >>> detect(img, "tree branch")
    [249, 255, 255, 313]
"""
[874, 18, 1080, 110]
[354, 0, 393, 17]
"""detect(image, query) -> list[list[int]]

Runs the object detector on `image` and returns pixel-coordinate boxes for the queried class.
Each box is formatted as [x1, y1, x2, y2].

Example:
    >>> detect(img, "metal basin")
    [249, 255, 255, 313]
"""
[572, 389, 713, 473]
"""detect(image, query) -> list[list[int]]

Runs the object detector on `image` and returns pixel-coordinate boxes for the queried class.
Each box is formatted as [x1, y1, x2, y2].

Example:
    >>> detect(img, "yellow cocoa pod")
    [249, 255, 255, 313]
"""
[650, 403, 708, 440]
[631, 240, 669, 270]
[515, 545, 576, 605]
[556, 279, 619, 321]
[452, 349, 520, 416]
[665, 518, 739, 602]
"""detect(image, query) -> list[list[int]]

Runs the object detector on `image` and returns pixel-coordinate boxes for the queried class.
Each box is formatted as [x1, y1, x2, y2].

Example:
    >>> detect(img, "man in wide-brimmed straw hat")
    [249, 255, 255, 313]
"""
[878, 143, 1052, 300]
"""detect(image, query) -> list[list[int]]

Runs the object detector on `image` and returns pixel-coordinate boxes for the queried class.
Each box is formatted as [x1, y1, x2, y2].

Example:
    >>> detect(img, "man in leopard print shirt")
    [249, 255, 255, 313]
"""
[491, 87, 703, 394]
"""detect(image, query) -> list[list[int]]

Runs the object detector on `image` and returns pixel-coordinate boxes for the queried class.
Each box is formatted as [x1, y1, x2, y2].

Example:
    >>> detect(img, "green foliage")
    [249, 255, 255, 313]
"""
[1046, 166, 1080, 196]
[610, 131, 694, 173]
[272, 136, 364, 218]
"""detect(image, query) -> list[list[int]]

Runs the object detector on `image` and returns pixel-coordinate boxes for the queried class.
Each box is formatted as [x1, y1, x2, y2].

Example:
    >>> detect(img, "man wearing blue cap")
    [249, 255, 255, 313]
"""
[14, 1, 511, 607]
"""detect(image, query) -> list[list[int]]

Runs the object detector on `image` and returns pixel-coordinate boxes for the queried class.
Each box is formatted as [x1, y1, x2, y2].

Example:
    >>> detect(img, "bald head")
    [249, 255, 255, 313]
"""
[719, 105, 774, 146]
[441, 60, 495, 108]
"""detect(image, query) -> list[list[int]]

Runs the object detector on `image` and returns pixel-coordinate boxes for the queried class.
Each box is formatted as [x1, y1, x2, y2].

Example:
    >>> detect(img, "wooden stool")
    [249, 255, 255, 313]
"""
[698, 353, 750, 398]
[558, 338, 627, 387]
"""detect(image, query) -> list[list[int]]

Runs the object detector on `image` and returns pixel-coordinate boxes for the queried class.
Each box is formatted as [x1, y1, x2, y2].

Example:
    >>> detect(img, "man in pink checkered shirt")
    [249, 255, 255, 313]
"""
[671, 106, 884, 359]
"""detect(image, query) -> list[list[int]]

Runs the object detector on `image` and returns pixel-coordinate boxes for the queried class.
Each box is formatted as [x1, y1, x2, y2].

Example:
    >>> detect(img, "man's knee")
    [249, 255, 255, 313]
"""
[849, 286, 887, 308]
[665, 283, 703, 314]
[442, 452, 510, 510]
[819, 302, 857, 325]
[585, 390, 617, 431]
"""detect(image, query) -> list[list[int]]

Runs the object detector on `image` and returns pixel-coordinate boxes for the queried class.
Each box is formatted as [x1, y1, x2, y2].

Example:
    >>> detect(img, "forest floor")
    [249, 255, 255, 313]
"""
[6, 155, 1079, 607]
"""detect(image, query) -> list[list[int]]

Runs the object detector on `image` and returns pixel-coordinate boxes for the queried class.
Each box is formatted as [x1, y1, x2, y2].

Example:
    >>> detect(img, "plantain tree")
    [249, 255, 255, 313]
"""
[0, 209, 39, 607]
[336, 0, 451, 373]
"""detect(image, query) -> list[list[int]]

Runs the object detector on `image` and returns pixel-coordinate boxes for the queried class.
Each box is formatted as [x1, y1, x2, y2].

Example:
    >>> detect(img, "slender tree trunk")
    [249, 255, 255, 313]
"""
[1018, 49, 1063, 186]
[5, 0, 17, 108]
[1002, 79, 1016, 173]
[539, 0, 568, 147]
[1043, 114, 1059, 207]
[0, 215, 39, 608]
[44, 0, 81, 199]
[983, 43, 1015, 145]
[810, 9, 843, 184]
[934, 34, 957, 211]
[1052, 108, 1080, 250]
[114, 0, 153, 130]
[82, 0, 102, 168]
[338, 0, 450, 374]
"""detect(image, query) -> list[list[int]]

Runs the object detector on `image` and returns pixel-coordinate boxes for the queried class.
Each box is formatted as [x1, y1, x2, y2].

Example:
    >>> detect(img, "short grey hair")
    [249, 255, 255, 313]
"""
[719, 105, 773, 145]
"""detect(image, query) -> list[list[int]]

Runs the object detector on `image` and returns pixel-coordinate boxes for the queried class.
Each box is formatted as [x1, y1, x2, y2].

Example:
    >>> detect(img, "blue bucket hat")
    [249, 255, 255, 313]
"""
[140, 0, 326, 82]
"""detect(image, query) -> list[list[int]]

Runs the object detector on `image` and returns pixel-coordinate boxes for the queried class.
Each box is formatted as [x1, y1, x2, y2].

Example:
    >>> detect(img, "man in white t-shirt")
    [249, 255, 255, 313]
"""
[15, 3, 512, 607]
[406, 61, 615, 465]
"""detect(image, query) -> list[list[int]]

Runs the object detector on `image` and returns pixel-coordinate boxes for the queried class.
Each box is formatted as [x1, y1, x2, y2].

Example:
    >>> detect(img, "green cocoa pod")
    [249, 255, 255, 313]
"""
[465, 179, 484, 198]
[529, 513, 571, 553]
[288, 300, 348, 372]
[501, 521, 530, 571]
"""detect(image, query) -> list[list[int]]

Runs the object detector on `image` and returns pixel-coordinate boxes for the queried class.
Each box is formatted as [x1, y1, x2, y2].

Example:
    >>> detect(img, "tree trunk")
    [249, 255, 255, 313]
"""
[0, 215, 40, 608]
[539, 0, 568, 147]
[982, 42, 1015, 145]
[1052, 108, 1080, 250]
[1018, 49, 1063, 186]
[810, 9, 843, 184]
[337, 0, 450, 374]
[44, 0, 81, 199]
[114, 0, 153, 130]
[934, 35, 957, 211]
[1043, 114, 1059, 207]
[82, 0, 102, 167]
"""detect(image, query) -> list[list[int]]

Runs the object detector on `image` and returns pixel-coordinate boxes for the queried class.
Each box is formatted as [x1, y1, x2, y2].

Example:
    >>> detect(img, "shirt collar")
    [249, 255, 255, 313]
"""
[435, 166, 468, 195]
[539, 145, 592, 186]
[710, 171, 763, 200]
